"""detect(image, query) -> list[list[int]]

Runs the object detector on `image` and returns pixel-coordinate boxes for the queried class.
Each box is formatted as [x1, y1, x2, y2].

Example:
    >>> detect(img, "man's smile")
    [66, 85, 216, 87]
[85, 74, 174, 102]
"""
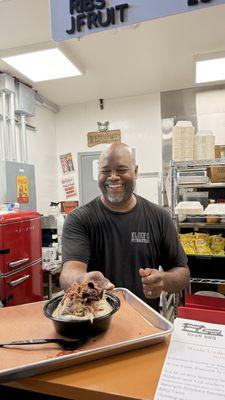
[105, 183, 124, 191]
[107, 184, 123, 187]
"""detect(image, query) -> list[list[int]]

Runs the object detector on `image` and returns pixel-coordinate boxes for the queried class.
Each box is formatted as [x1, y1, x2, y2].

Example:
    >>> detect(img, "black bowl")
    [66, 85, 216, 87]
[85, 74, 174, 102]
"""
[43, 292, 120, 338]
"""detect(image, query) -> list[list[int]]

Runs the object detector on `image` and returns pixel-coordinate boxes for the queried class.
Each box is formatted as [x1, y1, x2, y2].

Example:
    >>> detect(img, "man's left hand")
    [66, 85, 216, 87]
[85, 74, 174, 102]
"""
[139, 268, 164, 299]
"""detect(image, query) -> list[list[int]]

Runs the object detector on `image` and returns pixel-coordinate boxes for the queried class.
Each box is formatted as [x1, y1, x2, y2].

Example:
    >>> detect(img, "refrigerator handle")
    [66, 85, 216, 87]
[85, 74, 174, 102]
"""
[9, 274, 30, 287]
[8, 258, 29, 268]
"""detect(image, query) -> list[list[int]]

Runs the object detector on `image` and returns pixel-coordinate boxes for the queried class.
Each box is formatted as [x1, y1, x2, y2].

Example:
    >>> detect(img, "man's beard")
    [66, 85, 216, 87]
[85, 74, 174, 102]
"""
[106, 193, 125, 204]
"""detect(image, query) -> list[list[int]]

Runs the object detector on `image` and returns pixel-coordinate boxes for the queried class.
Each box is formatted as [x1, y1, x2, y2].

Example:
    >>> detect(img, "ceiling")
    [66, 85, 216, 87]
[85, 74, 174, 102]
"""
[1, 0, 225, 106]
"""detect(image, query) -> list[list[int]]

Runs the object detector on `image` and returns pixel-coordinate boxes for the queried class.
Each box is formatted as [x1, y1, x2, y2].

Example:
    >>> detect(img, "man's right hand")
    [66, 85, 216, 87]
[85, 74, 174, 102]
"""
[80, 271, 115, 291]
[60, 261, 114, 291]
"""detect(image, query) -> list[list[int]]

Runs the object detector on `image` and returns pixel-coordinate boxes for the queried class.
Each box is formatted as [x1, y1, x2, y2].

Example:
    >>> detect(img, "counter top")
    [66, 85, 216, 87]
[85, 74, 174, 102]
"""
[6, 339, 169, 400]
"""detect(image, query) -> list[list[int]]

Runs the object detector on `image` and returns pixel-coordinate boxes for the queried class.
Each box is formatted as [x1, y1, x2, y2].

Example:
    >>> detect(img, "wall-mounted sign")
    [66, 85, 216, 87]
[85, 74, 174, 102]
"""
[87, 129, 121, 147]
[50, 0, 225, 41]
[62, 176, 77, 198]
[16, 176, 29, 203]
[61, 200, 79, 214]
[60, 152, 75, 175]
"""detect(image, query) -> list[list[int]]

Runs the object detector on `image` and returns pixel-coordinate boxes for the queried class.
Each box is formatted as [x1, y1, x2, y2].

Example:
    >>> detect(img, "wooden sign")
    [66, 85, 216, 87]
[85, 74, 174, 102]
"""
[87, 130, 121, 147]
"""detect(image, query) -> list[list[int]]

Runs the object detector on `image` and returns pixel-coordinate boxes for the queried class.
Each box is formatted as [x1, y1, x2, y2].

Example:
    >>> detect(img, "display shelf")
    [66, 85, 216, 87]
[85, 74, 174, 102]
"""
[190, 278, 225, 285]
[186, 254, 225, 259]
[179, 222, 225, 229]
[178, 183, 225, 188]
[170, 159, 225, 309]
[173, 158, 225, 169]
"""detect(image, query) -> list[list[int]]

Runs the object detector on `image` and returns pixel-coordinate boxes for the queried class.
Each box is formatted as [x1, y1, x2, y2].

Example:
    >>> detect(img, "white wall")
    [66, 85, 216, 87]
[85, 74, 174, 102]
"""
[55, 93, 162, 202]
[23, 88, 225, 213]
[28, 106, 58, 214]
[196, 89, 225, 144]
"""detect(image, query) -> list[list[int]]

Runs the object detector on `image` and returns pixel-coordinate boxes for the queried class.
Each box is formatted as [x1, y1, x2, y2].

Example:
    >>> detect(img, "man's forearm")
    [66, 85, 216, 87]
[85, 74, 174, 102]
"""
[60, 268, 85, 291]
[60, 261, 87, 291]
[162, 266, 190, 293]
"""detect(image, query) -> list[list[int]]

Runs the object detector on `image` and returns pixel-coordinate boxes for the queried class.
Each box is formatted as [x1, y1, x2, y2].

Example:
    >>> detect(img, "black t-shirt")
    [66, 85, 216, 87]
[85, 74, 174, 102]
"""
[62, 195, 188, 310]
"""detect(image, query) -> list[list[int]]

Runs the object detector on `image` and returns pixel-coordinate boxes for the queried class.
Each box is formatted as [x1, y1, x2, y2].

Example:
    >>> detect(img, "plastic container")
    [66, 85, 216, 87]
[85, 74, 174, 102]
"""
[44, 293, 121, 338]
[175, 201, 203, 215]
[195, 291, 224, 298]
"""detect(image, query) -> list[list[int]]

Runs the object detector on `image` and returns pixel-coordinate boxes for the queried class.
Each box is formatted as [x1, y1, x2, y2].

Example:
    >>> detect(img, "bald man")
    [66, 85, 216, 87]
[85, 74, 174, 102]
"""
[60, 143, 189, 311]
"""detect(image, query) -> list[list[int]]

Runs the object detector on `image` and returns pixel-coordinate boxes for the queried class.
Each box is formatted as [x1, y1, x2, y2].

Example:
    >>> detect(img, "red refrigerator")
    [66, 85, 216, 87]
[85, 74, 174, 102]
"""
[0, 211, 43, 306]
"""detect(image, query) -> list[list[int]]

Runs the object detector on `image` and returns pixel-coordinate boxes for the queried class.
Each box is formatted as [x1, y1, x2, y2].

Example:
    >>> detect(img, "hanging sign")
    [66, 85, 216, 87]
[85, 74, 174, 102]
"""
[87, 129, 121, 147]
[16, 176, 29, 204]
[50, 0, 225, 41]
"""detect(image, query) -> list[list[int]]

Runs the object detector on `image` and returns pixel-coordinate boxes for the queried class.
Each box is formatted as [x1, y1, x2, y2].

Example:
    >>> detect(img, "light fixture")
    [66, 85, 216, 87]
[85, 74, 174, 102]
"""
[2, 48, 82, 82]
[196, 57, 225, 84]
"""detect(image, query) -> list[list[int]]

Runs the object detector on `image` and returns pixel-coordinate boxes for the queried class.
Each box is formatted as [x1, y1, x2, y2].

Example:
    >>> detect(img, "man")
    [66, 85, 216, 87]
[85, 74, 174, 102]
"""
[60, 142, 189, 311]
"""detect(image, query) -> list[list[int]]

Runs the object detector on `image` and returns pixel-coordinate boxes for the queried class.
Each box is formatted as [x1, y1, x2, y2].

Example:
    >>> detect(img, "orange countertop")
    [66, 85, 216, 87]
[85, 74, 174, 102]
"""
[6, 339, 169, 400]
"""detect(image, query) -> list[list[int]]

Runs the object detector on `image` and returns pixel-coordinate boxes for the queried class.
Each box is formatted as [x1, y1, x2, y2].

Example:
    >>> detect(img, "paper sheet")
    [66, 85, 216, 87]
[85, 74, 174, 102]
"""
[154, 318, 225, 400]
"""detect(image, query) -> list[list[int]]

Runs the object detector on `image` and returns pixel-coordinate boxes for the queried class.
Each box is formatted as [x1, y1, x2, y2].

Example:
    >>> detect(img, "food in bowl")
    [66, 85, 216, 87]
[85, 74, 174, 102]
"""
[53, 282, 113, 322]
[43, 285, 120, 338]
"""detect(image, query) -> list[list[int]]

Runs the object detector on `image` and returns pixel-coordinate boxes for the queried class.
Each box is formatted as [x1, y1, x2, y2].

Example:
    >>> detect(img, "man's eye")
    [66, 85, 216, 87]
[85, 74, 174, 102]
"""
[100, 168, 129, 175]
[117, 169, 129, 174]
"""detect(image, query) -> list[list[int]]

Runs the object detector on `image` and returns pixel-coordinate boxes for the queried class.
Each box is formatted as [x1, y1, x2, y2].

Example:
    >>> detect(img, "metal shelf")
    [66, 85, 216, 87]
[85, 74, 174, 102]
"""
[172, 158, 225, 169]
[179, 222, 225, 229]
[186, 254, 225, 259]
[190, 278, 225, 285]
[178, 182, 225, 188]
[170, 159, 225, 304]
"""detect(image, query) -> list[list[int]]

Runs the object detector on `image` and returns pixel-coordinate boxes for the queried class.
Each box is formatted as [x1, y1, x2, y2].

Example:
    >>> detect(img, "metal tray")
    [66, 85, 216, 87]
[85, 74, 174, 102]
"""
[0, 288, 173, 383]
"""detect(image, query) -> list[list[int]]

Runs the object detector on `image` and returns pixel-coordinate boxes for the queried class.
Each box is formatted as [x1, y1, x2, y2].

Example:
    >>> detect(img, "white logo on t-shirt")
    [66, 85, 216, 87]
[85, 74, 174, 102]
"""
[131, 232, 150, 243]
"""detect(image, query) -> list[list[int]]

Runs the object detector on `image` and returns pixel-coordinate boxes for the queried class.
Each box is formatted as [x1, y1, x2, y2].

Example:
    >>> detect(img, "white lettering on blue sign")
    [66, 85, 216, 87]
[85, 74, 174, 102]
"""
[50, 0, 225, 41]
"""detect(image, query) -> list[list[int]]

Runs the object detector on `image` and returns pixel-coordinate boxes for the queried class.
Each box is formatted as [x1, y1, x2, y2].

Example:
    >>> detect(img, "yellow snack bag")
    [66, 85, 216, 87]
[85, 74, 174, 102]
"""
[195, 233, 210, 242]
[195, 237, 212, 255]
[210, 235, 225, 256]
[179, 233, 196, 255]
[179, 233, 193, 240]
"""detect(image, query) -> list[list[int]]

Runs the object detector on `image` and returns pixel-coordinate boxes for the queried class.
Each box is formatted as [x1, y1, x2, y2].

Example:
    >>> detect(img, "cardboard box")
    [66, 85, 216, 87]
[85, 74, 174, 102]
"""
[194, 133, 215, 161]
[215, 145, 225, 158]
[172, 125, 194, 161]
[61, 201, 78, 214]
[209, 166, 225, 183]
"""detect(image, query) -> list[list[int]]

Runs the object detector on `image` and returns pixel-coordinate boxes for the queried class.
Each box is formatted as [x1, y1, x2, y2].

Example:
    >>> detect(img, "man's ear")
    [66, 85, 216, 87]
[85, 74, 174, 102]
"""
[134, 165, 138, 178]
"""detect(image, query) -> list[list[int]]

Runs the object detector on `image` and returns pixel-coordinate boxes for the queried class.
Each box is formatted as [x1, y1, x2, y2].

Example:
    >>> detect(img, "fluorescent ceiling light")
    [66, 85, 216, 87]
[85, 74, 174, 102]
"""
[2, 48, 82, 82]
[196, 57, 225, 84]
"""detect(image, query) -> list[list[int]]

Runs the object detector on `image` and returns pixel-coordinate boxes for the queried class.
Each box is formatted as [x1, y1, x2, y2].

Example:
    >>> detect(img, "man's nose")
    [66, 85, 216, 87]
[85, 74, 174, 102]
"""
[109, 170, 119, 179]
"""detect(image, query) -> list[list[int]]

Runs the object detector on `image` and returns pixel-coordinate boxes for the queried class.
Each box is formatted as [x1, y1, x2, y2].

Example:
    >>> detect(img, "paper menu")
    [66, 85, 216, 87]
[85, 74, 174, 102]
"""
[154, 318, 225, 400]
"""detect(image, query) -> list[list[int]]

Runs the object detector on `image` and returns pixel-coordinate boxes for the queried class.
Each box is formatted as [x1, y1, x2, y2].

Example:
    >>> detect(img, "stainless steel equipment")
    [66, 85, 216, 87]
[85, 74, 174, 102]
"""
[0, 161, 36, 210]
[0, 73, 37, 209]
[177, 170, 208, 185]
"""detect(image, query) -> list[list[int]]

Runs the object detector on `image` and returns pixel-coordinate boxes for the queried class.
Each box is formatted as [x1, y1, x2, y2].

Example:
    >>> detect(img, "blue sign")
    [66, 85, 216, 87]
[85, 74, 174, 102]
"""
[50, 0, 225, 41]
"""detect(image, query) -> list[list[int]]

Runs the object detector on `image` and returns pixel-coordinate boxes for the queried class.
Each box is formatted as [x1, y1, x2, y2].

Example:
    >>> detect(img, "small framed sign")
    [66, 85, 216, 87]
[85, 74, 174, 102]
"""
[87, 129, 121, 147]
